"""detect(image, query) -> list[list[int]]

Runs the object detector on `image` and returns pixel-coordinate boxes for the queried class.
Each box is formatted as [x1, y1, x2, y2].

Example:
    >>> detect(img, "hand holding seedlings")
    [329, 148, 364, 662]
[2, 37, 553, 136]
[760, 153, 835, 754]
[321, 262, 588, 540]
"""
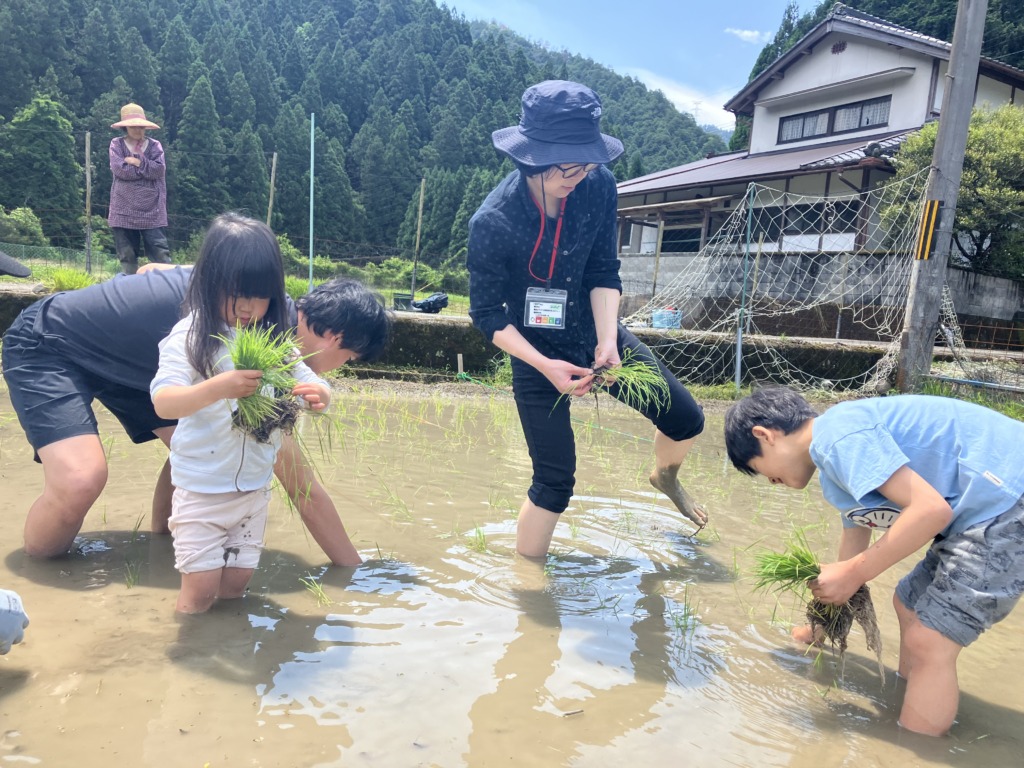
[808, 560, 863, 605]
[212, 368, 265, 400]
[588, 349, 670, 413]
[541, 357, 597, 396]
[292, 380, 331, 412]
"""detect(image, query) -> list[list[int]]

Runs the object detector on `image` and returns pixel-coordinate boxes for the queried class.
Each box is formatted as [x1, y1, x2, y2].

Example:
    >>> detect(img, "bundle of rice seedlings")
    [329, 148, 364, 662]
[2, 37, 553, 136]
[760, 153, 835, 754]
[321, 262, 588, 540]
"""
[752, 532, 883, 679]
[586, 348, 670, 413]
[220, 325, 307, 444]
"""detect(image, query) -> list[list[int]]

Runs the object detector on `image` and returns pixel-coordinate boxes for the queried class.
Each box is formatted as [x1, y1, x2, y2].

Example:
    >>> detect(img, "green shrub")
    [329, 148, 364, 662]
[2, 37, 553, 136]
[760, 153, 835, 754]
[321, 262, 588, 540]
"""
[0, 206, 48, 245]
[285, 275, 316, 300]
[46, 267, 97, 291]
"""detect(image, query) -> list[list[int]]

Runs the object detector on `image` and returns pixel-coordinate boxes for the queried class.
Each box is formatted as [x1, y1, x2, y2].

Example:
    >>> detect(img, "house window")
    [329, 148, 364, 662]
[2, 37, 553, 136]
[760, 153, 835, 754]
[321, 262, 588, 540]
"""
[782, 200, 861, 235]
[779, 110, 829, 142]
[662, 227, 703, 253]
[778, 95, 892, 144]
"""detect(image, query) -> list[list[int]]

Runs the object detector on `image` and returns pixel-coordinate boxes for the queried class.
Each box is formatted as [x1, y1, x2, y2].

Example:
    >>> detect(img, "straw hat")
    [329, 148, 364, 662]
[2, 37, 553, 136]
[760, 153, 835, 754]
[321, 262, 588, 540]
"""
[111, 103, 160, 130]
[491, 80, 623, 167]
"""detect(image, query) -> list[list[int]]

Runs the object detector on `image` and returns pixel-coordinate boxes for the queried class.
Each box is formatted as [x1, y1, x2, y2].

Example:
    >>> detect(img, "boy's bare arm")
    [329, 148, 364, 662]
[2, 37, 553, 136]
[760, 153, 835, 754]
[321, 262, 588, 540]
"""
[812, 465, 952, 604]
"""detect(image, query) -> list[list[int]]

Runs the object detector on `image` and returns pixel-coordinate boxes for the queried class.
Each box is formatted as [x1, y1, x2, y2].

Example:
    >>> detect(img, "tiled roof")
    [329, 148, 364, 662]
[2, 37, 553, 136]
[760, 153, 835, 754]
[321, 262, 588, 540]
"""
[617, 130, 912, 197]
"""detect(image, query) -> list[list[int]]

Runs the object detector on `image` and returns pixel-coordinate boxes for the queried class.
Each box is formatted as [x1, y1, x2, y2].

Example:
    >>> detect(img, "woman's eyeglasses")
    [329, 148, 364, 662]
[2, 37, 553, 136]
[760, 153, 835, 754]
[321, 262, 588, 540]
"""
[551, 163, 599, 179]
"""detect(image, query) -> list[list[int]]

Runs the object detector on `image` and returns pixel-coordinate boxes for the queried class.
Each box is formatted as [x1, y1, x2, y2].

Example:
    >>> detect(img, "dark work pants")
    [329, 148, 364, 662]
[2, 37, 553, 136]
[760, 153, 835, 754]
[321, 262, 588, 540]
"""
[511, 326, 704, 514]
[113, 227, 171, 274]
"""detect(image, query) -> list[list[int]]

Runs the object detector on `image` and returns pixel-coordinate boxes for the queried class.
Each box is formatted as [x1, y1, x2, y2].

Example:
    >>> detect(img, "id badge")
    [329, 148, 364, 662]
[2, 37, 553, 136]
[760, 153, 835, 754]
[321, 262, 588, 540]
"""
[524, 287, 568, 329]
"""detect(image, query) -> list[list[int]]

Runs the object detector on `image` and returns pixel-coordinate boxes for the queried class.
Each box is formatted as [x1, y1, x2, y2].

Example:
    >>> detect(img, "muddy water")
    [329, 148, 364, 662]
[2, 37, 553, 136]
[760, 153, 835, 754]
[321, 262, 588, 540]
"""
[0, 382, 1020, 767]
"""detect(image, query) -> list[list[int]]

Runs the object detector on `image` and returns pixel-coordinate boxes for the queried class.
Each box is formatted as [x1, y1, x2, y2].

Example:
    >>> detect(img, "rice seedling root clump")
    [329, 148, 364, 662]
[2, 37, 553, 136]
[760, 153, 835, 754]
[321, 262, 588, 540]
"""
[233, 397, 301, 443]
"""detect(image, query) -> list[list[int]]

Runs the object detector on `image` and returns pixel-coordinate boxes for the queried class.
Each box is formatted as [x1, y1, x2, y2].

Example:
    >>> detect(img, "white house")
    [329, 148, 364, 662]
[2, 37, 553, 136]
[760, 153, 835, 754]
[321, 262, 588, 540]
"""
[617, 3, 1024, 260]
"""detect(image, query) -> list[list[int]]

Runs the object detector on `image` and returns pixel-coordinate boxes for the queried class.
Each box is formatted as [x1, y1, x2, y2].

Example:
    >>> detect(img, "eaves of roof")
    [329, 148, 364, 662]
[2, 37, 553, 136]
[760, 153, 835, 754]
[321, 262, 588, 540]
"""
[724, 3, 1024, 116]
[616, 129, 913, 197]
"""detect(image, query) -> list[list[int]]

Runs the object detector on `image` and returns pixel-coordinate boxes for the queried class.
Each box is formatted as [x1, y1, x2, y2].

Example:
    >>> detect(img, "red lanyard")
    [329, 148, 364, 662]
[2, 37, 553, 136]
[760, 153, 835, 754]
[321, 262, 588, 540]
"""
[528, 196, 567, 287]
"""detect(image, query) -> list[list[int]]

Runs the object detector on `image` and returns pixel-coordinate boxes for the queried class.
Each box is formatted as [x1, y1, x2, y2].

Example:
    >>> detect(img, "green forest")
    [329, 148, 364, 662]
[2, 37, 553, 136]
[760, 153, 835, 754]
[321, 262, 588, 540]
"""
[0, 0, 726, 278]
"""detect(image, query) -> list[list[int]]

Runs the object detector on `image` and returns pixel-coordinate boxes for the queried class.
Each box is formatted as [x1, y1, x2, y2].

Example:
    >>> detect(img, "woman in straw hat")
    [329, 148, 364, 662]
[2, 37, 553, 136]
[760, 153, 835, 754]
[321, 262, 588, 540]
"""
[108, 103, 171, 274]
[467, 80, 707, 558]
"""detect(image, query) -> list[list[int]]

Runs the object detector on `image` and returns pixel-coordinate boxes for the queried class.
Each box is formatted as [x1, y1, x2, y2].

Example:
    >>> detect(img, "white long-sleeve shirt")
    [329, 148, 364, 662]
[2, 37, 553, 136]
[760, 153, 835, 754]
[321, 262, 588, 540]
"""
[151, 313, 327, 493]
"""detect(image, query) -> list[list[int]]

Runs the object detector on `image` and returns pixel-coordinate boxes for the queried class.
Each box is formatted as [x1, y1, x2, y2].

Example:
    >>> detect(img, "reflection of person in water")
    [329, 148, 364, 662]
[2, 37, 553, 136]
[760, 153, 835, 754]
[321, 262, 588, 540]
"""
[466, 561, 679, 760]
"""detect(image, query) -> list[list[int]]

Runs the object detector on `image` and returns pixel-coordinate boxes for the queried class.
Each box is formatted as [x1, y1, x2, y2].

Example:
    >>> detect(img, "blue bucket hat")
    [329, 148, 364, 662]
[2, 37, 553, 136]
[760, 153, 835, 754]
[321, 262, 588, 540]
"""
[0, 249, 30, 278]
[491, 80, 624, 167]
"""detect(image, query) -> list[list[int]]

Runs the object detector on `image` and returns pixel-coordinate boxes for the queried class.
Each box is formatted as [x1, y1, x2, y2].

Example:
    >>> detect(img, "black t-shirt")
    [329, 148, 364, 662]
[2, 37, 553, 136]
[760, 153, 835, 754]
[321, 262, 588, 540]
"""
[21, 266, 300, 392]
[30, 267, 192, 392]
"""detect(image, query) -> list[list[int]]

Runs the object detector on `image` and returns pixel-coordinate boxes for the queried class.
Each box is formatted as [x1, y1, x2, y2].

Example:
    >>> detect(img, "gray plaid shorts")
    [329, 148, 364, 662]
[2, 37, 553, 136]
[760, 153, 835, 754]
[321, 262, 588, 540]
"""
[895, 494, 1024, 647]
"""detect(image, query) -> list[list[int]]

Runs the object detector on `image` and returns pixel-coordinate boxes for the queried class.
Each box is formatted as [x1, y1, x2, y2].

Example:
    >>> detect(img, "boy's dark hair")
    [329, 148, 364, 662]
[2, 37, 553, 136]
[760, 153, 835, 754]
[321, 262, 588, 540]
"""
[184, 212, 288, 378]
[296, 278, 393, 362]
[724, 387, 817, 475]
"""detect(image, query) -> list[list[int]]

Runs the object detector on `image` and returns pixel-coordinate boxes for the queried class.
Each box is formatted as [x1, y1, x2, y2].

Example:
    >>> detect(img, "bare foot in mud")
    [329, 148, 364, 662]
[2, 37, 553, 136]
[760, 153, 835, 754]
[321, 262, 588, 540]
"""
[650, 466, 708, 530]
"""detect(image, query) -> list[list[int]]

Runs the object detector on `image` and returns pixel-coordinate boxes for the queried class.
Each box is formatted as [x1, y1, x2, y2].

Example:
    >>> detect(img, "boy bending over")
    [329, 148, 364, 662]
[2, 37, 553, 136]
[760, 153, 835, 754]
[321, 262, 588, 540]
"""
[724, 387, 1024, 736]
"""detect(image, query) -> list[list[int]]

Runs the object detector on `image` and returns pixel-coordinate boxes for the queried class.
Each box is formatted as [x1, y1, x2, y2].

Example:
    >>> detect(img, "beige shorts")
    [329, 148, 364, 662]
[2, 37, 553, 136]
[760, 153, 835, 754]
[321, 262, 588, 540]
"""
[169, 487, 270, 574]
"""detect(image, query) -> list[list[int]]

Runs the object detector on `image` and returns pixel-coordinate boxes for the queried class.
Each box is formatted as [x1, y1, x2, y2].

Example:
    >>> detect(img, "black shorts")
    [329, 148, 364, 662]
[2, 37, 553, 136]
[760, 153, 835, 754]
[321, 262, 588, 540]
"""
[2, 305, 176, 459]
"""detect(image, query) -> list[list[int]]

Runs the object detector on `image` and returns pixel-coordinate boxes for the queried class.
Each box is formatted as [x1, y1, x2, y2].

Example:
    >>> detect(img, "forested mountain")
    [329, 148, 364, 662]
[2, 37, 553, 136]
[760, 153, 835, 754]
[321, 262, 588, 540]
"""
[730, 0, 1024, 150]
[0, 0, 725, 268]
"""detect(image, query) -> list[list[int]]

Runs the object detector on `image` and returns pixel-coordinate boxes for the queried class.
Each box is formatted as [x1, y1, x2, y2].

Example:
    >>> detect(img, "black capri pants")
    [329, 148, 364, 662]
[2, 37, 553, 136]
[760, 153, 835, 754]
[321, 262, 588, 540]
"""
[511, 326, 704, 514]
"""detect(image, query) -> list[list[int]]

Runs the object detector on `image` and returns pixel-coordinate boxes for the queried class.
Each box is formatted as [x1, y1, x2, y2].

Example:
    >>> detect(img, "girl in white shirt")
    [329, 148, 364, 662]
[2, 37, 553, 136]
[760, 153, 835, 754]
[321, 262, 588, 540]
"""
[151, 212, 330, 613]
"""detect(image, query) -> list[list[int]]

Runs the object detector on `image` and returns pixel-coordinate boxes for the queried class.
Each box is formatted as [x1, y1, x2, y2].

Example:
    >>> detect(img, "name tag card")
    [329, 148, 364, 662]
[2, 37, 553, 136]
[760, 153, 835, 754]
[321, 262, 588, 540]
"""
[524, 287, 568, 329]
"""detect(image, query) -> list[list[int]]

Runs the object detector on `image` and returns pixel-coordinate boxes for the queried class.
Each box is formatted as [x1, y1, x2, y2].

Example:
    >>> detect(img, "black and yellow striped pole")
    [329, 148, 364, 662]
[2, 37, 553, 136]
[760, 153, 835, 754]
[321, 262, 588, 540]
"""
[914, 199, 942, 261]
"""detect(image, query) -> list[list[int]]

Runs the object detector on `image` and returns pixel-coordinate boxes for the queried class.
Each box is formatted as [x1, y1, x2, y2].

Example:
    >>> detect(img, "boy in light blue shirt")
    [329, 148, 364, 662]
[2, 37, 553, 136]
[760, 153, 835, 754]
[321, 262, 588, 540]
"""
[724, 388, 1024, 737]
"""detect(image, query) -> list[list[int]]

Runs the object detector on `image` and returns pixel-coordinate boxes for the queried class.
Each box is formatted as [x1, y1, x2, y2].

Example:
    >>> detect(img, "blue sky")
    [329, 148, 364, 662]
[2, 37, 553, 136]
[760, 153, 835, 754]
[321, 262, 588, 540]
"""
[441, 0, 807, 130]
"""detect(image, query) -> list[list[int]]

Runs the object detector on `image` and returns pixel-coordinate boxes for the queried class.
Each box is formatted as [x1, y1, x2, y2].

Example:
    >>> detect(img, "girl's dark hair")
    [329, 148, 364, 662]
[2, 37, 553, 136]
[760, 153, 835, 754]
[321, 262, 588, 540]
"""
[183, 212, 288, 378]
[724, 387, 818, 475]
[296, 278, 393, 362]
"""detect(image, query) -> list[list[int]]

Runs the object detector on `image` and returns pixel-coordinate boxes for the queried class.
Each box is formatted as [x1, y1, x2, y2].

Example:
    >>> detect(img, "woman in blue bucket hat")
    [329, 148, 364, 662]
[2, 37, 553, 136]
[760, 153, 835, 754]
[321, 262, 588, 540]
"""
[467, 80, 707, 558]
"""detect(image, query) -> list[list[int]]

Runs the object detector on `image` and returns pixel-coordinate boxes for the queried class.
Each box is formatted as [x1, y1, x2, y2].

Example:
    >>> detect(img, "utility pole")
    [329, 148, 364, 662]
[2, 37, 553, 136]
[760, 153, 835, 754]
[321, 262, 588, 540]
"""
[410, 176, 425, 296]
[896, 0, 988, 392]
[308, 114, 315, 291]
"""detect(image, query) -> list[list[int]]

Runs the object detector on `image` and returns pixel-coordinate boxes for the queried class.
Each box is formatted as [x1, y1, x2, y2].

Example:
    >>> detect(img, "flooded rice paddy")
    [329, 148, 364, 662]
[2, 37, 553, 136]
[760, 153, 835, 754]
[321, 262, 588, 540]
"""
[0, 380, 1021, 767]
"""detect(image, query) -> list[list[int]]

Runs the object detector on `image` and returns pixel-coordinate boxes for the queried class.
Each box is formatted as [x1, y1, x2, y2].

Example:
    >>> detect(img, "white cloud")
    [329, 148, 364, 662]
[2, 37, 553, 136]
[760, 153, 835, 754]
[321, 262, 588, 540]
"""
[626, 68, 738, 131]
[725, 28, 773, 45]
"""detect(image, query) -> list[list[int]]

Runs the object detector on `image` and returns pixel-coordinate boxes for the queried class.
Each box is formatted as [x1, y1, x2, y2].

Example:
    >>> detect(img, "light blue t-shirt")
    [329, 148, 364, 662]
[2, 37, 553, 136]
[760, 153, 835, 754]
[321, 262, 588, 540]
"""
[809, 395, 1024, 537]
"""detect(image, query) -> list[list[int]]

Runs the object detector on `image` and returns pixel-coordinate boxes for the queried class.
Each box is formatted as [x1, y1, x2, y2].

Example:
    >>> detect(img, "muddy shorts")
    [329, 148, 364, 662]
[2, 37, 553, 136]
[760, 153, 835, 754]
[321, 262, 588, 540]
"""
[170, 487, 270, 574]
[895, 494, 1024, 647]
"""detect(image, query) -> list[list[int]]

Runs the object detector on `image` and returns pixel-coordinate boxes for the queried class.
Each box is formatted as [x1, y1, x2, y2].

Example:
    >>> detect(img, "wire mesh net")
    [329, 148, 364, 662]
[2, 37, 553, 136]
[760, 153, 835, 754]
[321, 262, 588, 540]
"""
[623, 170, 947, 392]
